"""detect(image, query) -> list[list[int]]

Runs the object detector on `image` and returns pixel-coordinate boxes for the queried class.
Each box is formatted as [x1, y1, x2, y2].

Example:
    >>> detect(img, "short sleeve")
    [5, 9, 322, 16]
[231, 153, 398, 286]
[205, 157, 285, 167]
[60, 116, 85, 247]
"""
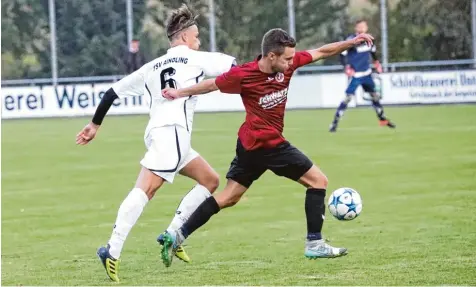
[112, 65, 147, 99]
[292, 51, 313, 70]
[371, 45, 377, 53]
[195, 51, 237, 77]
[215, 66, 243, 94]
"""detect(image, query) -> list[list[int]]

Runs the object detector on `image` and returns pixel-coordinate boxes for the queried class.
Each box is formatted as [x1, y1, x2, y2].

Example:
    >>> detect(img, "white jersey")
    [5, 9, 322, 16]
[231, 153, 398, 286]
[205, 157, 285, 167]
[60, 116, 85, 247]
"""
[112, 45, 236, 135]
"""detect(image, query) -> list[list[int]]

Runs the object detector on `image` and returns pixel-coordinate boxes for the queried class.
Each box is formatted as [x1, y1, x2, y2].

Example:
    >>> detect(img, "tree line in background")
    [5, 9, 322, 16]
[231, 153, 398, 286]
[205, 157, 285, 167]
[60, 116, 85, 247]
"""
[1, 0, 473, 79]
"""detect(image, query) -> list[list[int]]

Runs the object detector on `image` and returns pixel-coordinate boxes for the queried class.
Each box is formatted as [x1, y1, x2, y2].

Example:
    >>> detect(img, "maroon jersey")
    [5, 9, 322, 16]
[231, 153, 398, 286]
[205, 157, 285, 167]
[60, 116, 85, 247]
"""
[215, 51, 313, 150]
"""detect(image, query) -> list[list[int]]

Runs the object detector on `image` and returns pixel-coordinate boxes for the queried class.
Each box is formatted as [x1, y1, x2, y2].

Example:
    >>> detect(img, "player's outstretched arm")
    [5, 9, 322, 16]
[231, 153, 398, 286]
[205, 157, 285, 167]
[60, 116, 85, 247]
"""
[75, 88, 118, 145]
[162, 78, 218, 100]
[307, 33, 374, 62]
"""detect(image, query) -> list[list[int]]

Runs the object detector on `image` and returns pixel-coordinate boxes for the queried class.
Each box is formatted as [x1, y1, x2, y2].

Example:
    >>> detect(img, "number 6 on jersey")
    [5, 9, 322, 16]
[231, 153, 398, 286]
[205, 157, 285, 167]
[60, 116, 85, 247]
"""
[161, 67, 177, 89]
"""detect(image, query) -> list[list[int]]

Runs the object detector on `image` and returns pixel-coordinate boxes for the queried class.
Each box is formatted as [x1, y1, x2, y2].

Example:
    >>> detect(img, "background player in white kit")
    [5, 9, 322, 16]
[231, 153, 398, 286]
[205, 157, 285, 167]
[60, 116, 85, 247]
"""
[75, 4, 235, 282]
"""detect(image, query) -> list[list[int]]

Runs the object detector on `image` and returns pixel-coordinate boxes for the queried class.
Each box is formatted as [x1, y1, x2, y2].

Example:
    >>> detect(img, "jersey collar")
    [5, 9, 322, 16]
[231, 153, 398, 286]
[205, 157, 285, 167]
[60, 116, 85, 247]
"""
[167, 45, 189, 53]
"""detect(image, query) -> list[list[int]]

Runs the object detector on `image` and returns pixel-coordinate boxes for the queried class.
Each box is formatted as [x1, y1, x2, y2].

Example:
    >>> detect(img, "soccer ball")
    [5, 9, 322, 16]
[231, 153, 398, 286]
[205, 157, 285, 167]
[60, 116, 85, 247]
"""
[327, 187, 363, 220]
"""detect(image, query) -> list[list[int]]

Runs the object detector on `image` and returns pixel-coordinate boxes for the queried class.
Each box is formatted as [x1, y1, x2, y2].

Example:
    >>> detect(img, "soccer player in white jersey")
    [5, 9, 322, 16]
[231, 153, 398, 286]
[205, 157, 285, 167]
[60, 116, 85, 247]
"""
[75, 4, 235, 282]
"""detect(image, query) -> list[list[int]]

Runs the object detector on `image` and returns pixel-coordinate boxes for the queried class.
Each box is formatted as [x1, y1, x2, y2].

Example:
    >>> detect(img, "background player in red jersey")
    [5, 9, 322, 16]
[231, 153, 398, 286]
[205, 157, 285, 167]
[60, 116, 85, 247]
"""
[160, 28, 373, 265]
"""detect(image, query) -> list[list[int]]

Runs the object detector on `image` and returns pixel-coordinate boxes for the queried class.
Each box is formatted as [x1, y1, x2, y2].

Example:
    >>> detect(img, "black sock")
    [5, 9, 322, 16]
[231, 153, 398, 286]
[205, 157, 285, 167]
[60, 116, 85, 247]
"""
[372, 100, 386, 120]
[332, 101, 348, 124]
[180, 196, 220, 239]
[305, 188, 326, 241]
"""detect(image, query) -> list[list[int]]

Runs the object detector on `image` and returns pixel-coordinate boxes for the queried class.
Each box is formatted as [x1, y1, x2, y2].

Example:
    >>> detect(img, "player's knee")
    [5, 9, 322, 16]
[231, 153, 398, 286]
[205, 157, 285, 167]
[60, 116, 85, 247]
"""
[225, 195, 241, 207]
[215, 192, 241, 208]
[321, 174, 329, 188]
[135, 168, 165, 200]
[142, 187, 158, 200]
[371, 93, 380, 101]
[343, 95, 352, 104]
[308, 172, 329, 189]
[199, 171, 220, 193]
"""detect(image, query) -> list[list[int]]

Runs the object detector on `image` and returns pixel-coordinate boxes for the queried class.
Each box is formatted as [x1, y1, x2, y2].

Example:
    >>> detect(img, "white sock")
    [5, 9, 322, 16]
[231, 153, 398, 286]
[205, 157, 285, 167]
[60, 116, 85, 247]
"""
[108, 188, 149, 259]
[166, 184, 211, 233]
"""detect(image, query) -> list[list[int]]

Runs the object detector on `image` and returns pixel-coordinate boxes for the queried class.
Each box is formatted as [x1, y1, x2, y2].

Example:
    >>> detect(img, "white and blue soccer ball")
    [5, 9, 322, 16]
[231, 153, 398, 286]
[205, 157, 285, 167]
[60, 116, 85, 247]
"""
[328, 187, 363, 220]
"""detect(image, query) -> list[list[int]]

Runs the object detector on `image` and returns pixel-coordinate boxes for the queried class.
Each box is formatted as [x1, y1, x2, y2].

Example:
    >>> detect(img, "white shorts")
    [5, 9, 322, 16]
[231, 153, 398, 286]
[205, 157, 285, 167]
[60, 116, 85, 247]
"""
[140, 125, 199, 183]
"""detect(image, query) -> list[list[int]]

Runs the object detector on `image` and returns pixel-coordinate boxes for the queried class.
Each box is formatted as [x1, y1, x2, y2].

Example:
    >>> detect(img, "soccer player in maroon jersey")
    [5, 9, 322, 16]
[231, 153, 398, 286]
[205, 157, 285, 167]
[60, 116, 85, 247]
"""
[160, 28, 373, 265]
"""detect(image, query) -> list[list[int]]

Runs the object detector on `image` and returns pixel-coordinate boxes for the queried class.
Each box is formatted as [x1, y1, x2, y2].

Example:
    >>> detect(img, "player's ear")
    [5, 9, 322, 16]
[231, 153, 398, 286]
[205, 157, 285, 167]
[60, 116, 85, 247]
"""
[181, 31, 187, 43]
[268, 52, 276, 61]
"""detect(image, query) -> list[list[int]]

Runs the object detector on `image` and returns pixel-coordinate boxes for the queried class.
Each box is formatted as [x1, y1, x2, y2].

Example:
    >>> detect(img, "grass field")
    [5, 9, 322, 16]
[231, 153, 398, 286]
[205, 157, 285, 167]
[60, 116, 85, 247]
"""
[2, 105, 476, 286]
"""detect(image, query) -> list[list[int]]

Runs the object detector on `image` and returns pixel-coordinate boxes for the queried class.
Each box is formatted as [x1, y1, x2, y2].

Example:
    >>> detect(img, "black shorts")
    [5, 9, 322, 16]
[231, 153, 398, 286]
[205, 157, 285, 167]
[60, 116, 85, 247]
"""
[226, 139, 314, 188]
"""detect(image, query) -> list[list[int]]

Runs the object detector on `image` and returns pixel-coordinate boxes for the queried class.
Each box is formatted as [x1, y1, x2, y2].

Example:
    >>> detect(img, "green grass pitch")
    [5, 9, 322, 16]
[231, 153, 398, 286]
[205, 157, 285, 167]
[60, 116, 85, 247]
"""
[2, 105, 476, 286]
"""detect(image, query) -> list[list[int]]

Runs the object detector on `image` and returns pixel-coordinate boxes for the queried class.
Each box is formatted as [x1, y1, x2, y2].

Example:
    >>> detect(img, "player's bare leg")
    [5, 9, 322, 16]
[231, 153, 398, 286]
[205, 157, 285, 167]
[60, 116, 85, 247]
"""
[158, 156, 220, 263]
[161, 180, 247, 267]
[329, 94, 352, 132]
[97, 167, 164, 282]
[369, 92, 396, 128]
[298, 165, 348, 258]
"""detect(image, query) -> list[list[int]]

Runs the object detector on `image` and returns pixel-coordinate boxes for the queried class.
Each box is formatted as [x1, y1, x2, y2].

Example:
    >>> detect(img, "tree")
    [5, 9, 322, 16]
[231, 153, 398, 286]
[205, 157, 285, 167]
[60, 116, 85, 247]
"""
[387, 0, 472, 62]
[4, 0, 472, 80]
[1, 0, 146, 79]
[142, 0, 350, 64]
[294, 0, 351, 65]
[1, 0, 49, 79]
[53, 0, 128, 77]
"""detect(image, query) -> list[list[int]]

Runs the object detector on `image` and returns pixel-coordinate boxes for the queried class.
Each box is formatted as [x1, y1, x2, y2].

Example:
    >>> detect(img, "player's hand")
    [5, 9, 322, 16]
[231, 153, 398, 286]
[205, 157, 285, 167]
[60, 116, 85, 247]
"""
[352, 33, 374, 47]
[345, 65, 355, 77]
[374, 61, 383, 73]
[162, 88, 181, 100]
[76, 122, 99, 145]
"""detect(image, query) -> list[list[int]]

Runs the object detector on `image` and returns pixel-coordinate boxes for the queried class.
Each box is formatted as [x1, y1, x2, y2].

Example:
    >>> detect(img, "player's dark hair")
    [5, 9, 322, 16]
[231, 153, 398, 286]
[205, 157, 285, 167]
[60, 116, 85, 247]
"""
[261, 28, 296, 56]
[166, 4, 199, 40]
[355, 19, 367, 25]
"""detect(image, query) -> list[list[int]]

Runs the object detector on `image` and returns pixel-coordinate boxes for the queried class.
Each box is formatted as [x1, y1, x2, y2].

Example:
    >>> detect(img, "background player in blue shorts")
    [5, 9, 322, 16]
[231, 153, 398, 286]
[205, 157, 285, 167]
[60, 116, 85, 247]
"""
[329, 20, 396, 132]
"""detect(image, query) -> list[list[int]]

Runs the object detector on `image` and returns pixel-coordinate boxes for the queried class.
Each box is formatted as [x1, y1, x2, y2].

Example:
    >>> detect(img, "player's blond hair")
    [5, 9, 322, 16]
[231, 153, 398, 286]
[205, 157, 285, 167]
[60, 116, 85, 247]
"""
[166, 4, 199, 40]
